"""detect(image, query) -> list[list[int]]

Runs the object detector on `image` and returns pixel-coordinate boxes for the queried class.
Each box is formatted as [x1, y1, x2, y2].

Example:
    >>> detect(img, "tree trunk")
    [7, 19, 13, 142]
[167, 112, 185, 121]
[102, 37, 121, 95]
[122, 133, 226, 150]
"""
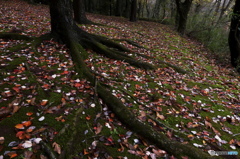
[229, 0, 240, 70]
[175, 0, 193, 35]
[73, 0, 89, 24]
[130, 0, 137, 22]
[123, 0, 131, 18]
[115, 0, 123, 16]
[145, 0, 150, 18]
[152, 0, 161, 19]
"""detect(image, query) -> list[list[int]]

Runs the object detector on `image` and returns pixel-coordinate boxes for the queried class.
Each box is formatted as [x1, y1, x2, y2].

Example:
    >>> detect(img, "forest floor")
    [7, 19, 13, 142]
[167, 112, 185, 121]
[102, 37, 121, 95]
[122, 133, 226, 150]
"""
[0, 0, 240, 159]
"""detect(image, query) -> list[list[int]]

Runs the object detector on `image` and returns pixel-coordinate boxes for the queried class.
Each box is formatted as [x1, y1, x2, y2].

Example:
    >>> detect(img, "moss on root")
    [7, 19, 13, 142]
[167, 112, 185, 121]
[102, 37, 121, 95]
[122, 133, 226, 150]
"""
[66, 37, 211, 158]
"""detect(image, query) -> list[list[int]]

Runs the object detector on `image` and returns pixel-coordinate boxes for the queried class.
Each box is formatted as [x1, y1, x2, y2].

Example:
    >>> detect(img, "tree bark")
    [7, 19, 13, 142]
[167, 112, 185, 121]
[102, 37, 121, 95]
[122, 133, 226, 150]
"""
[73, 0, 90, 24]
[229, 0, 240, 70]
[115, 0, 123, 16]
[175, 0, 193, 35]
[130, 0, 137, 22]
[152, 0, 161, 19]
[123, 0, 131, 18]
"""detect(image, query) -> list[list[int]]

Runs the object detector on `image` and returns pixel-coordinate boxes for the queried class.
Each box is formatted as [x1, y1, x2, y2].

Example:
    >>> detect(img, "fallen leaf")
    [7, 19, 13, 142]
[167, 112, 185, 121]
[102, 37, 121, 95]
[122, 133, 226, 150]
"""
[52, 142, 61, 154]
[38, 116, 45, 121]
[0, 137, 4, 144]
[22, 121, 32, 127]
[26, 112, 33, 116]
[40, 99, 48, 106]
[32, 127, 47, 135]
[95, 123, 103, 134]
[15, 124, 24, 129]
[6, 151, 18, 158]
[12, 105, 21, 114]
[22, 141, 32, 148]
[205, 120, 212, 129]
[16, 131, 25, 139]
[156, 112, 165, 120]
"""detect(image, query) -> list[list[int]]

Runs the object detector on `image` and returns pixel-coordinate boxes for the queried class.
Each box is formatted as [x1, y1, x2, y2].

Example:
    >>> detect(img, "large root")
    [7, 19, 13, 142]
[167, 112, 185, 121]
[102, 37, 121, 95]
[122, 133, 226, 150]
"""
[2, 30, 210, 158]
[66, 35, 211, 158]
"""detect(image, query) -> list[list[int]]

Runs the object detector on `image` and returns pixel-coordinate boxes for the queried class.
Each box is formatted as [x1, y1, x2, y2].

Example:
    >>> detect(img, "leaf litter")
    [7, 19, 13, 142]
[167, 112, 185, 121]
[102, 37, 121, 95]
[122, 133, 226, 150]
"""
[0, 0, 240, 158]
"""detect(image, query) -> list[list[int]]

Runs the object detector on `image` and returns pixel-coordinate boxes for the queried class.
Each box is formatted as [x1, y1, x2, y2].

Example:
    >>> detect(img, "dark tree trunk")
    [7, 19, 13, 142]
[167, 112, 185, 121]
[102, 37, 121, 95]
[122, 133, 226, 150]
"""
[229, 0, 240, 70]
[123, 0, 131, 18]
[130, 0, 137, 22]
[145, 0, 150, 18]
[50, 0, 76, 38]
[73, 0, 89, 24]
[137, 1, 142, 18]
[175, 0, 192, 35]
[152, 0, 161, 19]
[115, 0, 123, 16]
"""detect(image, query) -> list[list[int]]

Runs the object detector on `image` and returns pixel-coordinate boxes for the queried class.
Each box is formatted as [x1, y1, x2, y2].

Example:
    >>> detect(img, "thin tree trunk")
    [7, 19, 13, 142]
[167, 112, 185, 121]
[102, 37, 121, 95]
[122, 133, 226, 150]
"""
[115, 0, 121, 16]
[145, 0, 150, 18]
[123, 0, 131, 18]
[229, 0, 240, 70]
[152, 0, 161, 19]
[175, 0, 193, 35]
[130, 0, 137, 22]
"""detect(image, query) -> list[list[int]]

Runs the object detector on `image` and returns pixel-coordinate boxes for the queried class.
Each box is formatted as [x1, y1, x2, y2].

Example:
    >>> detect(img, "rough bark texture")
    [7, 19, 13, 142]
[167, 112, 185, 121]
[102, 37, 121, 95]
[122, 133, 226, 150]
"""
[152, 0, 161, 19]
[73, 0, 90, 24]
[229, 0, 240, 70]
[175, 0, 193, 35]
[115, 0, 122, 16]
[130, 0, 137, 22]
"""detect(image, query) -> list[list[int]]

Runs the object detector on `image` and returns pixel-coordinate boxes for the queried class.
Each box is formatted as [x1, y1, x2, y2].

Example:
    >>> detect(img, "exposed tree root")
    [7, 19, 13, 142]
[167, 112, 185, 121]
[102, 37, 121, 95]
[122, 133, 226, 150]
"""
[2, 27, 208, 158]
[66, 35, 211, 158]
[0, 32, 33, 40]
[114, 38, 149, 50]
[0, 32, 52, 53]
[78, 31, 155, 70]
[111, 38, 188, 74]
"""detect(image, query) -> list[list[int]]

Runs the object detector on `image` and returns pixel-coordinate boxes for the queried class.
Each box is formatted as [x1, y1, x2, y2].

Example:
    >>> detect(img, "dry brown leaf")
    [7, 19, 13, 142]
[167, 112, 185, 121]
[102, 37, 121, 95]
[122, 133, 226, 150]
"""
[15, 124, 24, 129]
[212, 127, 221, 136]
[0, 137, 4, 144]
[32, 127, 47, 135]
[166, 130, 172, 139]
[156, 112, 165, 120]
[95, 123, 103, 135]
[40, 99, 48, 106]
[204, 120, 212, 129]
[52, 142, 61, 154]
[12, 105, 21, 114]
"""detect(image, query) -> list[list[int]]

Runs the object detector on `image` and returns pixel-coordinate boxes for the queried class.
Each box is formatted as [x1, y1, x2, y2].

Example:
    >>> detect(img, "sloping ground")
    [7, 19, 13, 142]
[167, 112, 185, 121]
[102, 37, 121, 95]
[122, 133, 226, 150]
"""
[0, 0, 240, 159]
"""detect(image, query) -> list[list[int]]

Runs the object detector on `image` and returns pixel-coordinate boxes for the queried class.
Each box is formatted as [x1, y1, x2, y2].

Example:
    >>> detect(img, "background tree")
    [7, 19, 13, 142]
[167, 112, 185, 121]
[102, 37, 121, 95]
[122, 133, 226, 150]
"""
[115, 0, 123, 16]
[152, 0, 161, 19]
[130, 0, 137, 21]
[229, 0, 240, 70]
[175, 0, 193, 35]
[73, 0, 90, 24]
